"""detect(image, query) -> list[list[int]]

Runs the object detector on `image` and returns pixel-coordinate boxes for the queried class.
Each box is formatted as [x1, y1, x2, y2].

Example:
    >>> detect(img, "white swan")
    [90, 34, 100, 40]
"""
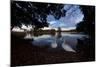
[51, 38, 57, 48]
[62, 40, 76, 53]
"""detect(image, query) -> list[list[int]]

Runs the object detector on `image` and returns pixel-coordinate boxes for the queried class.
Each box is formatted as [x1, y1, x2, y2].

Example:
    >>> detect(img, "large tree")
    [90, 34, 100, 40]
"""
[11, 1, 66, 30]
[76, 5, 95, 35]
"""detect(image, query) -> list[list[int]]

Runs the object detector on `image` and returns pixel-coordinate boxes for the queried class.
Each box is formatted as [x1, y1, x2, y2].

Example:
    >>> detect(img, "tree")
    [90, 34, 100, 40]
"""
[11, 1, 66, 30]
[76, 5, 95, 35]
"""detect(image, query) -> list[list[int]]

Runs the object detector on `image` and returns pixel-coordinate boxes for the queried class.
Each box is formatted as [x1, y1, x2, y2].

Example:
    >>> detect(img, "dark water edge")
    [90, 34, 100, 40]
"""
[11, 33, 95, 66]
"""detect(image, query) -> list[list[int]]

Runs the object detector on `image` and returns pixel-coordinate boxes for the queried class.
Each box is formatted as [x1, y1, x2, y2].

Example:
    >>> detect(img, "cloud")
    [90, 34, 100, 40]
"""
[49, 21, 57, 25]
[47, 5, 84, 29]
[47, 15, 55, 22]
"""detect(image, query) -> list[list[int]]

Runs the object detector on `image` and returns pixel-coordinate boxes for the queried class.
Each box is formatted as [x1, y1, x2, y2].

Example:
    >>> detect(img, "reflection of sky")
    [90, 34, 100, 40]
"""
[47, 5, 84, 29]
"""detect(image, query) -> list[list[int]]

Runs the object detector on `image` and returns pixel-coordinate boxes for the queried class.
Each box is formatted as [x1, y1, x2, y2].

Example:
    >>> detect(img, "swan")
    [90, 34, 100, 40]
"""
[51, 40, 57, 48]
[62, 40, 76, 53]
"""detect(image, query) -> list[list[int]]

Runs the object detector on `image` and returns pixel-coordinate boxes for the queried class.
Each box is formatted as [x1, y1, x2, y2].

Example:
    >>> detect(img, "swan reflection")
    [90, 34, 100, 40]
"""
[51, 29, 76, 52]
[62, 40, 76, 52]
[29, 31, 87, 53]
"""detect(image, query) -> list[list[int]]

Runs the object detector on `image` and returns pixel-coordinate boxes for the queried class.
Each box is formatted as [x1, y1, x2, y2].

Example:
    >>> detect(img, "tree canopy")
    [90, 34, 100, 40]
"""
[76, 5, 95, 34]
[11, 1, 66, 30]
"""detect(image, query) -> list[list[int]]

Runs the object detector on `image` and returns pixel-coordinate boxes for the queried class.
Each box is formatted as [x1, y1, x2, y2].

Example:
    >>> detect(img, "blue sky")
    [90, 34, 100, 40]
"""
[47, 5, 84, 29]
[13, 4, 84, 31]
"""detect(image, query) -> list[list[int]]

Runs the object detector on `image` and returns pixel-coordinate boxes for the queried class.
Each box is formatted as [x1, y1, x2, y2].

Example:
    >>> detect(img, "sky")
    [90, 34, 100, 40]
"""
[12, 4, 84, 31]
[47, 5, 84, 30]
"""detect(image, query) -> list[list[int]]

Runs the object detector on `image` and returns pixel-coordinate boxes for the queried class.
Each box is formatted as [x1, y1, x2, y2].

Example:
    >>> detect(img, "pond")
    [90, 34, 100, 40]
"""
[24, 32, 89, 53]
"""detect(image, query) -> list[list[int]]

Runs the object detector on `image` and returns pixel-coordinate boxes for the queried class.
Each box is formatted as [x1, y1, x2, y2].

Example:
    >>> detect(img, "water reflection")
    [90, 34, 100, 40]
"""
[62, 40, 76, 52]
[24, 31, 88, 53]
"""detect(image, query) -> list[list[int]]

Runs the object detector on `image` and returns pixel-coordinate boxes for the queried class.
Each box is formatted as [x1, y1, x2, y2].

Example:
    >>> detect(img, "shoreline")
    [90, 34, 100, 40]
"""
[11, 34, 95, 66]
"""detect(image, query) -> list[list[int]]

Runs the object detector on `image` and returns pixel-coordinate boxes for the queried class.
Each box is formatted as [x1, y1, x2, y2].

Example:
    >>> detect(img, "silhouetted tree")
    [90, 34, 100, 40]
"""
[11, 1, 66, 30]
[76, 5, 95, 35]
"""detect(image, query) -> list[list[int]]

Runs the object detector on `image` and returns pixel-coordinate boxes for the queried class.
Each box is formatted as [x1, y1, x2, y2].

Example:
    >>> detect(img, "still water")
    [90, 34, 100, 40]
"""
[24, 32, 89, 52]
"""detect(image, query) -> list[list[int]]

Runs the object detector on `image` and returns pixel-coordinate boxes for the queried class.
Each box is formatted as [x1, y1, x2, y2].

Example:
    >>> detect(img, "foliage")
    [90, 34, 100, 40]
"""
[11, 1, 66, 29]
[76, 6, 95, 34]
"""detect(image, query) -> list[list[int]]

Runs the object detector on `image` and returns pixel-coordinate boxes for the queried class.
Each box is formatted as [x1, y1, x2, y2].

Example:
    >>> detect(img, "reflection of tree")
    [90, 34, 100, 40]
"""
[57, 27, 62, 38]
